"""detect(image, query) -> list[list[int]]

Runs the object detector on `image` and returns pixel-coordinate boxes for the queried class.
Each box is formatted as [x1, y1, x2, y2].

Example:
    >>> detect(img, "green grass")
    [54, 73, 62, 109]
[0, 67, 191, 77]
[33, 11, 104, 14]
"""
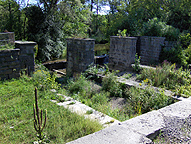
[94, 44, 109, 56]
[0, 74, 102, 143]
[0, 44, 15, 50]
[63, 73, 175, 122]
[136, 61, 191, 97]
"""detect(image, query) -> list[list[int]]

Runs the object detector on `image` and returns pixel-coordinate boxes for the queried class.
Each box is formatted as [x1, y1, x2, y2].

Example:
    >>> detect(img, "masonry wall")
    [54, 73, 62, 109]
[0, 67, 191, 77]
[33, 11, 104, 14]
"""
[136, 36, 166, 65]
[0, 32, 15, 46]
[0, 49, 20, 80]
[0, 41, 36, 80]
[109, 36, 137, 71]
[66, 38, 95, 76]
[163, 41, 177, 51]
[15, 41, 36, 74]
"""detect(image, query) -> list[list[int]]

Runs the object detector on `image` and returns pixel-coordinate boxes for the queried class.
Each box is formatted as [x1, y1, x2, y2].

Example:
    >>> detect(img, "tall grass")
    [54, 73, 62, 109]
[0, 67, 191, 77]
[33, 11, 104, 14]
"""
[65, 73, 174, 122]
[137, 61, 191, 96]
[0, 73, 102, 143]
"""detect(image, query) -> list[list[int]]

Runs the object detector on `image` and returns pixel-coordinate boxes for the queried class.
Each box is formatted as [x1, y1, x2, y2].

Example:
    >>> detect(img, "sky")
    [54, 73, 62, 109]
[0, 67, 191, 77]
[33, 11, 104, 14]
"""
[28, 0, 110, 15]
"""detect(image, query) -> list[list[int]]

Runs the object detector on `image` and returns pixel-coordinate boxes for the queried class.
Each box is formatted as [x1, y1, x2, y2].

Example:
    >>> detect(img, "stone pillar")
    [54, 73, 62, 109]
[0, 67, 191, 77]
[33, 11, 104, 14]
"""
[0, 49, 20, 80]
[15, 41, 36, 75]
[66, 38, 95, 76]
[136, 36, 165, 65]
[109, 36, 137, 71]
[0, 32, 15, 46]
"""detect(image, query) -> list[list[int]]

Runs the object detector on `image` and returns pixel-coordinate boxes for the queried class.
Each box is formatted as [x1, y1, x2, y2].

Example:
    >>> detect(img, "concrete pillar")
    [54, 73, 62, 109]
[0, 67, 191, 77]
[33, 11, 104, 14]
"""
[15, 41, 36, 75]
[66, 38, 95, 76]
[109, 36, 137, 71]
[136, 36, 165, 65]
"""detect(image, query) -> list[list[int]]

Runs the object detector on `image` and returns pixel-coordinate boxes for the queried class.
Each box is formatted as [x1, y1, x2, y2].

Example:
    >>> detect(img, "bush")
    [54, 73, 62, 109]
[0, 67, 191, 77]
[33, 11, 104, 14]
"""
[160, 33, 191, 66]
[142, 17, 180, 41]
[102, 73, 126, 97]
[32, 69, 60, 91]
[137, 61, 191, 96]
[125, 87, 174, 114]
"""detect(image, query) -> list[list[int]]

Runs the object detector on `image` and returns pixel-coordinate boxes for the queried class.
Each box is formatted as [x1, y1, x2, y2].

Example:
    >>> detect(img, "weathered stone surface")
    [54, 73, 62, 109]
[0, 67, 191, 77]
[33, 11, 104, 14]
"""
[66, 38, 95, 76]
[67, 124, 152, 144]
[0, 32, 15, 46]
[159, 100, 191, 119]
[9, 73, 20, 79]
[0, 40, 35, 80]
[136, 36, 165, 65]
[109, 36, 137, 71]
[15, 41, 35, 75]
[121, 110, 165, 139]
[0, 69, 12, 74]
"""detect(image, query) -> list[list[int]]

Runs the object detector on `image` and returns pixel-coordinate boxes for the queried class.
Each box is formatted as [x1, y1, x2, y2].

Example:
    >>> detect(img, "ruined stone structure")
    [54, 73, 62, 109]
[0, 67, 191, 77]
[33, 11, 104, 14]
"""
[15, 41, 36, 74]
[0, 49, 20, 79]
[0, 32, 15, 46]
[163, 41, 177, 51]
[109, 36, 138, 71]
[66, 38, 95, 76]
[0, 41, 36, 80]
[136, 36, 166, 65]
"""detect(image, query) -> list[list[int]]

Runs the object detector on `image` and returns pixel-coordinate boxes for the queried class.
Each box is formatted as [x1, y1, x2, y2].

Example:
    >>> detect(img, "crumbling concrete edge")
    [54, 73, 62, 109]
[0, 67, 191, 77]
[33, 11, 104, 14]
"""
[66, 98, 191, 144]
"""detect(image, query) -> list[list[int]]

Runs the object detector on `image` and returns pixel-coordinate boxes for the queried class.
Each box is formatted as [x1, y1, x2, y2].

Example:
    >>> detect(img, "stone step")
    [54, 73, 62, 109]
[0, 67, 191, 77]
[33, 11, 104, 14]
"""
[66, 99, 191, 144]
[51, 94, 120, 128]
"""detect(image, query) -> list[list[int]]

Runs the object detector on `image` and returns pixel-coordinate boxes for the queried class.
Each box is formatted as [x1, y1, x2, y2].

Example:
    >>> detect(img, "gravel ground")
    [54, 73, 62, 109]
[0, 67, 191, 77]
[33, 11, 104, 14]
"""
[154, 114, 191, 143]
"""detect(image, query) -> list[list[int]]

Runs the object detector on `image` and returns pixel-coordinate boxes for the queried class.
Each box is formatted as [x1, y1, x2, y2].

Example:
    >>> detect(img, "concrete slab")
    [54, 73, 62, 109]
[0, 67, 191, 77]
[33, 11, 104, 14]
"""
[51, 94, 120, 128]
[121, 110, 164, 139]
[67, 124, 152, 144]
[158, 100, 191, 119]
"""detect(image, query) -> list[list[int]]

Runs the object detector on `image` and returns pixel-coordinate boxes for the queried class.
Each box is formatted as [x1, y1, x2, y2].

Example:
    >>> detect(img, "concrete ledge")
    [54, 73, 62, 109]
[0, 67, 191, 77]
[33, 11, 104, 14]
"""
[66, 98, 191, 144]
[51, 94, 120, 128]
[67, 124, 152, 144]
[158, 100, 191, 118]
[121, 110, 164, 140]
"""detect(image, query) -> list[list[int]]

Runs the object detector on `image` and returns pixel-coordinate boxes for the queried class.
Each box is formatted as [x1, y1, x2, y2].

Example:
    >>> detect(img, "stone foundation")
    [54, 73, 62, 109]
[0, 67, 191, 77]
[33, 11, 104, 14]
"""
[109, 36, 137, 71]
[136, 36, 165, 65]
[0, 41, 36, 80]
[15, 41, 36, 74]
[66, 38, 95, 76]
[0, 49, 20, 79]
[0, 32, 15, 46]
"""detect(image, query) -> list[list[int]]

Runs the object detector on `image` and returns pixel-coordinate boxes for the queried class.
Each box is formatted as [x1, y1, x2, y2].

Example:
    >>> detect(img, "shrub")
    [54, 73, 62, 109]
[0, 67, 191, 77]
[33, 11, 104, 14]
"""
[102, 73, 126, 97]
[137, 61, 191, 96]
[160, 33, 191, 66]
[125, 87, 174, 114]
[32, 69, 60, 91]
[142, 17, 180, 41]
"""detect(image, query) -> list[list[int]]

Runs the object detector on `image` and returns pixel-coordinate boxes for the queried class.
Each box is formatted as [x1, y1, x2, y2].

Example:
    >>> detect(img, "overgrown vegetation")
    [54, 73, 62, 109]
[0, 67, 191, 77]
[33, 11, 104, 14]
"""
[62, 68, 174, 121]
[137, 61, 191, 97]
[0, 68, 102, 143]
[160, 33, 191, 67]
[0, 44, 15, 50]
[1, 0, 191, 63]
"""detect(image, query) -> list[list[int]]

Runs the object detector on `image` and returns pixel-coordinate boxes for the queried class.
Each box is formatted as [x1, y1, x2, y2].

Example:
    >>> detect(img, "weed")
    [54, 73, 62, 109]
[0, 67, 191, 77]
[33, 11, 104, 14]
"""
[86, 110, 93, 114]
[102, 72, 126, 97]
[33, 88, 49, 143]
[137, 61, 191, 96]
[132, 53, 141, 72]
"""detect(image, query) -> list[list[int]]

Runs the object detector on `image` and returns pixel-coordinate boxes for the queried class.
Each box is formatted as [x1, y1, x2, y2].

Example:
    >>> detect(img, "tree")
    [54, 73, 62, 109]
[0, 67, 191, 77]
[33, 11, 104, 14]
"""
[0, 0, 25, 40]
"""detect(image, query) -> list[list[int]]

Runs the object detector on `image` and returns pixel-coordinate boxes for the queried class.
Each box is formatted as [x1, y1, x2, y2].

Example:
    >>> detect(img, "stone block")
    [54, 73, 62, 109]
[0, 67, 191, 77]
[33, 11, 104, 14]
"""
[9, 73, 20, 79]
[0, 74, 9, 80]
[0, 69, 12, 74]
[67, 124, 152, 144]
[109, 36, 137, 71]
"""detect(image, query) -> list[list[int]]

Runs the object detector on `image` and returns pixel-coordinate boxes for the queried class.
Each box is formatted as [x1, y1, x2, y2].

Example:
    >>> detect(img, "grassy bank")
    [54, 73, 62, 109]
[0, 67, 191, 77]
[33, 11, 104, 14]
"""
[0, 72, 102, 143]
[136, 61, 191, 97]
[61, 71, 175, 122]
